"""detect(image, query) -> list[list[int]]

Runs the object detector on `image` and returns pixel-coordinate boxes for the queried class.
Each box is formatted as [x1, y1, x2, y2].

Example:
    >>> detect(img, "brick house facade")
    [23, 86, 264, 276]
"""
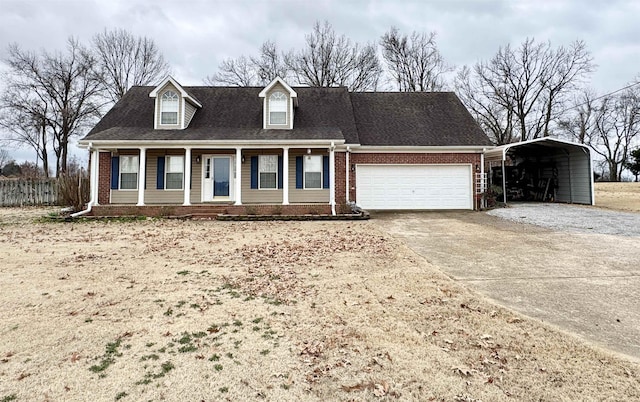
[79, 76, 492, 217]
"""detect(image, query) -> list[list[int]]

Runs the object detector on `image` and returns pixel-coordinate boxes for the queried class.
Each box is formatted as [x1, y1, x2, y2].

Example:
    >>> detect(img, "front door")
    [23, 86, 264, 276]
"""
[202, 155, 234, 202]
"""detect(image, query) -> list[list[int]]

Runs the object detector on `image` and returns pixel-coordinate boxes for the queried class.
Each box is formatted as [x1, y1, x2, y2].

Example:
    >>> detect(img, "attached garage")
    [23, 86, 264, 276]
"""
[484, 138, 594, 205]
[356, 164, 473, 210]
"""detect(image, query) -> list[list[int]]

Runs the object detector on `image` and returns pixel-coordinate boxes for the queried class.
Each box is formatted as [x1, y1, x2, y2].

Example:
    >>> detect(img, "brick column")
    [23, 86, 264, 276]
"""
[98, 152, 111, 205]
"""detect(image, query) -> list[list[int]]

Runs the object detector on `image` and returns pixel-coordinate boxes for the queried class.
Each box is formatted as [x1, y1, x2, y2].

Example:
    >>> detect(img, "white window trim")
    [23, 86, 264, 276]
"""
[258, 155, 278, 190]
[303, 155, 323, 190]
[268, 91, 287, 126]
[119, 155, 139, 191]
[160, 90, 179, 126]
[164, 155, 184, 191]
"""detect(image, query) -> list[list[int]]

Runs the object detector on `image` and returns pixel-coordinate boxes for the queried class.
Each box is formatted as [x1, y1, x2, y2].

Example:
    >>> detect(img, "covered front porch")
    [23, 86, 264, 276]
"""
[85, 143, 341, 215]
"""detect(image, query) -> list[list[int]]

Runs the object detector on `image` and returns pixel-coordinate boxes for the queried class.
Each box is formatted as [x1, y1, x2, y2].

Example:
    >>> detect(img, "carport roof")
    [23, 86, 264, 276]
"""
[484, 137, 591, 160]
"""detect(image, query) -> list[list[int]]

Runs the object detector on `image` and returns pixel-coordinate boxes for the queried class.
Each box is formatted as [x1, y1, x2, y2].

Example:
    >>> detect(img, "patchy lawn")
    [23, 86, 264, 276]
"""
[0, 212, 639, 401]
[595, 182, 640, 213]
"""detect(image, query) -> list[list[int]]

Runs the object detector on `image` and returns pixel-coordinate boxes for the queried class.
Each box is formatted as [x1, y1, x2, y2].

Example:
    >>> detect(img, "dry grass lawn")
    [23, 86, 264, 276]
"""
[1, 208, 639, 401]
[595, 182, 640, 212]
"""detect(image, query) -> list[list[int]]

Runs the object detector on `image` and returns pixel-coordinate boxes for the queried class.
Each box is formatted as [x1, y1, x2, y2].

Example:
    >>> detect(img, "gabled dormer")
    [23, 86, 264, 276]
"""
[149, 76, 202, 130]
[258, 77, 298, 130]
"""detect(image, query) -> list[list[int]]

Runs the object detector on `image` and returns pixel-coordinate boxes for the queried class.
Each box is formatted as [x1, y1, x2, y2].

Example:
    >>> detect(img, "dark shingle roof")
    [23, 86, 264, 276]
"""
[350, 92, 492, 146]
[84, 86, 358, 143]
[83, 87, 490, 147]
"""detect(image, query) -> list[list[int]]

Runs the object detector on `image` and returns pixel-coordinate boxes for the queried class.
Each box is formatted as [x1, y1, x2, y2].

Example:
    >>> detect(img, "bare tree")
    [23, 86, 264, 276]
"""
[0, 100, 51, 177]
[589, 87, 640, 181]
[455, 65, 517, 144]
[557, 89, 598, 144]
[251, 40, 289, 84]
[380, 27, 452, 91]
[0, 148, 11, 170]
[285, 21, 382, 91]
[455, 38, 594, 144]
[204, 55, 257, 86]
[93, 28, 171, 102]
[3, 38, 104, 175]
[205, 40, 288, 86]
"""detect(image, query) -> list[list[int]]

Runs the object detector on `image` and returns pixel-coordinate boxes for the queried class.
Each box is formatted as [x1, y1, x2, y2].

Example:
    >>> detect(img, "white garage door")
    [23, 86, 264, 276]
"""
[356, 164, 473, 210]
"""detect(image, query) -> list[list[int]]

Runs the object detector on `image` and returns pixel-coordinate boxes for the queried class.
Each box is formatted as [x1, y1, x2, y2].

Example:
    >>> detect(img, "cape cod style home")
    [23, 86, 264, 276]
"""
[77, 76, 492, 216]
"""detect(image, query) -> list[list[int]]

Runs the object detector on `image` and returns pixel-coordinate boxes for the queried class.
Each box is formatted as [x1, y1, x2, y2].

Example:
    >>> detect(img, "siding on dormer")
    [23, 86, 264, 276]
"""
[184, 102, 197, 127]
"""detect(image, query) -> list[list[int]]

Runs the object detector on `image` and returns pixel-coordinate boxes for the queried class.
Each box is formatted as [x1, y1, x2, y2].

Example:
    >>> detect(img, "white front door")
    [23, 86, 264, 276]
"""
[202, 155, 234, 202]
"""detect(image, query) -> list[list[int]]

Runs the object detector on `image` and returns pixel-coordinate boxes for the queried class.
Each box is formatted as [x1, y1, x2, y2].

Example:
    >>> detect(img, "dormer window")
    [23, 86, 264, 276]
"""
[161, 90, 179, 125]
[259, 77, 297, 129]
[269, 91, 287, 125]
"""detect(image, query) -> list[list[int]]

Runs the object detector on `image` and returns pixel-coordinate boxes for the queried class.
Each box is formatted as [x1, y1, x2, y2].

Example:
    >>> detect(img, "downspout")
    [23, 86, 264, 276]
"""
[71, 143, 96, 218]
[329, 141, 336, 216]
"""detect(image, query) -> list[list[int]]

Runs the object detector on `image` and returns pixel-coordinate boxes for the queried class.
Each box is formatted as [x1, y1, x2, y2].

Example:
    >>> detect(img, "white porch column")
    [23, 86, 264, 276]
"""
[90, 149, 99, 205]
[137, 147, 146, 206]
[345, 147, 350, 203]
[183, 147, 192, 206]
[235, 147, 242, 205]
[329, 142, 336, 215]
[282, 147, 289, 205]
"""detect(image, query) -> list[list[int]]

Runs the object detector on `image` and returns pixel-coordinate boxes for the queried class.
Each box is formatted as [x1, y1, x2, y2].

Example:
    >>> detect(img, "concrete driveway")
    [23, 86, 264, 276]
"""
[373, 205, 640, 362]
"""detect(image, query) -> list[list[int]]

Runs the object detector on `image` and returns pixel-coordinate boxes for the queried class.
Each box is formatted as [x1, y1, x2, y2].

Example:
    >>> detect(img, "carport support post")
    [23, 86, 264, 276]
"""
[501, 159, 507, 205]
[564, 150, 573, 203]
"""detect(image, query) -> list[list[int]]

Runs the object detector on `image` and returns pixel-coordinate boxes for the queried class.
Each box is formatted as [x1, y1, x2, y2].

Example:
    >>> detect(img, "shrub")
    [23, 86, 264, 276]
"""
[57, 173, 89, 212]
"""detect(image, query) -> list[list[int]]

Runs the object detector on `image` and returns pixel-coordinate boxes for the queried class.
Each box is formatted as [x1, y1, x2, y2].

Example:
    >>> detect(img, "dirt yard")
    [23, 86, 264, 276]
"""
[594, 181, 640, 212]
[1, 210, 639, 401]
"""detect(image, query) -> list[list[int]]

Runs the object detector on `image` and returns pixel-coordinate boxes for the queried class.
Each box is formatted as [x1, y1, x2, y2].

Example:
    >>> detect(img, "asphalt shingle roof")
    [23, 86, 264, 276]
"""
[82, 86, 491, 147]
[350, 92, 492, 146]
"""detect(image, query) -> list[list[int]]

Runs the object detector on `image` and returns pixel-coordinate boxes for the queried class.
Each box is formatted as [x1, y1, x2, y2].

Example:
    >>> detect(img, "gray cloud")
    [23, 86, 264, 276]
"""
[1, 0, 639, 161]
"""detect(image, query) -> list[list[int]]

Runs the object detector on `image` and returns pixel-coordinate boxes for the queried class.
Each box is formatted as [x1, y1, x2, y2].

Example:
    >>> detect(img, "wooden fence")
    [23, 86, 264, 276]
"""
[0, 179, 59, 207]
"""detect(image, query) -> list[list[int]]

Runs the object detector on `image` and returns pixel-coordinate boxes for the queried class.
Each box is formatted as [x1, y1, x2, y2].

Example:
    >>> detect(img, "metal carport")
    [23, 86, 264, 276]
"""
[484, 138, 594, 205]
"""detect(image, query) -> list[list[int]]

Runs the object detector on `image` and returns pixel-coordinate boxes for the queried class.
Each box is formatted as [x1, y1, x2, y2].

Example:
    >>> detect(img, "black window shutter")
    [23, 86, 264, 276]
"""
[295, 156, 303, 189]
[322, 155, 329, 189]
[250, 156, 258, 189]
[156, 157, 165, 189]
[110, 156, 119, 190]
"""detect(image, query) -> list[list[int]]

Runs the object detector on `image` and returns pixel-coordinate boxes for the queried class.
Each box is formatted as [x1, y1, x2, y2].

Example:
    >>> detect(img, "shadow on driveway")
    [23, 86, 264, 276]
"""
[372, 206, 640, 362]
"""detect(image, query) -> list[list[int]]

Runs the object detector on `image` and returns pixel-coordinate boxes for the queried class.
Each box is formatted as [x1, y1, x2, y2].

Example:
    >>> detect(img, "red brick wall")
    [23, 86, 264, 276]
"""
[334, 152, 347, 205]
[98, 152, 112, 205]
[90, 204, 332, 218]
[348, 152, 482, 205]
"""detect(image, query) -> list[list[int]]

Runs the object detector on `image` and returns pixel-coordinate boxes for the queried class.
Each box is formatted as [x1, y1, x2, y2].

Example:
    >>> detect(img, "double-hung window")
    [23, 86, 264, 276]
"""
[259, 155, 277, 189]
[161, 90, 179, 125]
[269, 91, 287, 125]
[165, 156, 184, 190]
[304, 155, 322, 189]
[119, 155, 139, 190]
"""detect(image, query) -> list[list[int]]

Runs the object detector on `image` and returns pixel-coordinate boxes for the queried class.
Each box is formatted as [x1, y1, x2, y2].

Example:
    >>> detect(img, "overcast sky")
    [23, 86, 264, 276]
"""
[1, 0, 639, 163]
